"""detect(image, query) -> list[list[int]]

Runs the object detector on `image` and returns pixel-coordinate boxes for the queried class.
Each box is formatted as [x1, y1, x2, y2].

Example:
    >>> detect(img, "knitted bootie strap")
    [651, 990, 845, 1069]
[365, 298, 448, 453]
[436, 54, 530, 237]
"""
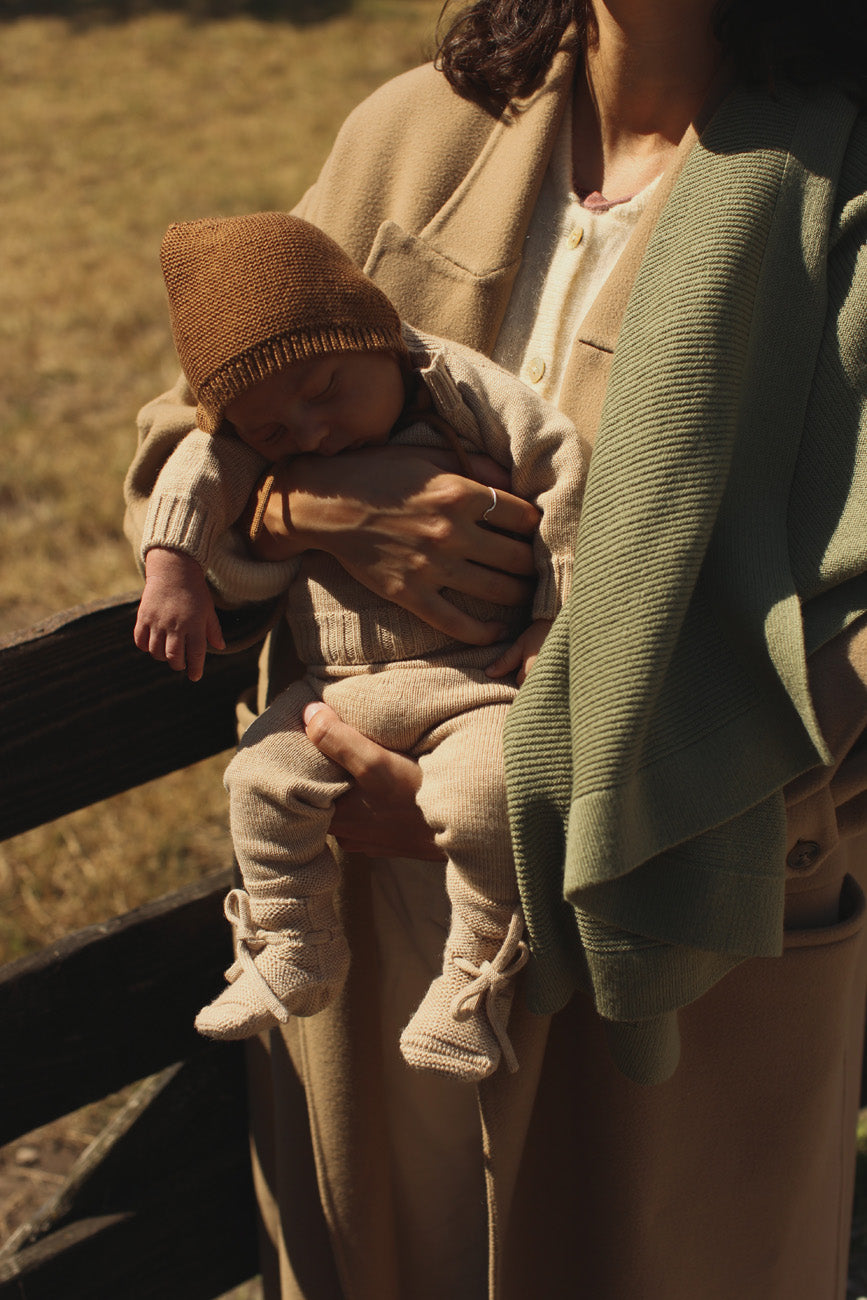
[222, 888, 337, 1023]
[221, 889, 290, 1022]
[449, 909, 529, 1074]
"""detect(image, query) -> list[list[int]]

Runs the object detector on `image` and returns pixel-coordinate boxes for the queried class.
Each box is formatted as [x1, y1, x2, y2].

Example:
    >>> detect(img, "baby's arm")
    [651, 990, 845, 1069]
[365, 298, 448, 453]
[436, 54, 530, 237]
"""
[486, 617, 553, 686]
[135, 429, 269, 678]
[134, 547, 225, 682]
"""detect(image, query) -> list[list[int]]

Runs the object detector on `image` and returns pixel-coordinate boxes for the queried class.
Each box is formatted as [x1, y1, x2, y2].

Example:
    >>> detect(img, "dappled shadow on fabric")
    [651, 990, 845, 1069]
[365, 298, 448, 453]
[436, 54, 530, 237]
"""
[1, 0, 351, 27]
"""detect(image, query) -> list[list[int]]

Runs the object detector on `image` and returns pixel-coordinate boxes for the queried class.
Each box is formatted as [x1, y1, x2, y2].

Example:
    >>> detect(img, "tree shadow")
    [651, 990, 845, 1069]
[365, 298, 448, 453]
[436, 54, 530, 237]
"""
[1, 0, 351, 26]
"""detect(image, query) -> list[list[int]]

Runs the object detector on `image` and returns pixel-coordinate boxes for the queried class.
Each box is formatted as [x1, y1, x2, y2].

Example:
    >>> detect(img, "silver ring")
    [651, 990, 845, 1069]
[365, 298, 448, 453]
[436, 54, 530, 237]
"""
[481, 487, 498, 523]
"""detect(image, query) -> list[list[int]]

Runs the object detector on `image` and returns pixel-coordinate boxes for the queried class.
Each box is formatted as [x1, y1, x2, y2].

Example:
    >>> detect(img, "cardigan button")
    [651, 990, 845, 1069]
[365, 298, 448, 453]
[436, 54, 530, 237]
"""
[786, 840, 821, 871]
[567, 226, 584, 249]
[527, 356, 546, 383]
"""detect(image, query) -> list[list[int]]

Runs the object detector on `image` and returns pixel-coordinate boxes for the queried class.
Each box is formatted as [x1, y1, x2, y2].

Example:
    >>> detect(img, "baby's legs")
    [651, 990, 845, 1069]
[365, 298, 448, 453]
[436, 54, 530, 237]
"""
[400, 702, 527, 1082]
[195, 678, 352, 1041]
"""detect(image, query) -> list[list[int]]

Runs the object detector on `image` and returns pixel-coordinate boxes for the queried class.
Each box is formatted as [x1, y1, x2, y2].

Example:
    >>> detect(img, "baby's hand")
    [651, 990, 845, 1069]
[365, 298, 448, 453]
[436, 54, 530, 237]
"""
[134, 548, 225, 682]
[486, 618, 553, 686]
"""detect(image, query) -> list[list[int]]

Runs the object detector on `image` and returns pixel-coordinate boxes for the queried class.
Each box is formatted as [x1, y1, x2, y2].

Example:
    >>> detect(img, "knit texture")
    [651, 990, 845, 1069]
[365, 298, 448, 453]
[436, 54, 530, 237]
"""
[129, 71, 867, 1088]
[503, 81, 867, 1078]
[138, 327, 582, 622]
[145, 328, 586, 1069]
[216, 657, 520, 1051]
[160, 212, 407, 433]
[399, 900, 528, 1082]
[194, 885, 351, 1039]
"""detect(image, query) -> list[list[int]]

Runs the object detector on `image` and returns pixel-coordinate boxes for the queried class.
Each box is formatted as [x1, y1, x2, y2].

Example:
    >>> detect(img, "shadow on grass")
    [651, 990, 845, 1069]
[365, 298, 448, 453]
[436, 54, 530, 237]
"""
[0, 0, 351, 25]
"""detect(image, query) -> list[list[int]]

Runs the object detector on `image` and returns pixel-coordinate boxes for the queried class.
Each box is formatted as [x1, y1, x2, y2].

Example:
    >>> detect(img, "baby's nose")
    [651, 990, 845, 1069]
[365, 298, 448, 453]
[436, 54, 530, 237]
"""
[292, 417, 329, 452]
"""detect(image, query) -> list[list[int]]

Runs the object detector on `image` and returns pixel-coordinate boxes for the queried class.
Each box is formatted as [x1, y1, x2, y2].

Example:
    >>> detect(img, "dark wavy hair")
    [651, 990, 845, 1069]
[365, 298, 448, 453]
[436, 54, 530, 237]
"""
[435, 0, 867, 113]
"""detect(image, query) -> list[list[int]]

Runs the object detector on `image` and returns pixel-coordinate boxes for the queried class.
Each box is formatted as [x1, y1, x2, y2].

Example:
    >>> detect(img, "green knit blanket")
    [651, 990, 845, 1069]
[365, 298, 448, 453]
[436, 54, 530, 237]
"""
[504, 79, 867, 1083]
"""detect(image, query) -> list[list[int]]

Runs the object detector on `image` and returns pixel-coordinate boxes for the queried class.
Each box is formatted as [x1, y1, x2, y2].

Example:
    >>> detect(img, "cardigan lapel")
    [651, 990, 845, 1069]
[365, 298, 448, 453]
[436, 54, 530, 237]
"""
[363, 44, 576, 353]
[558, 123, 700, 457]
[557, 65, 737, 454]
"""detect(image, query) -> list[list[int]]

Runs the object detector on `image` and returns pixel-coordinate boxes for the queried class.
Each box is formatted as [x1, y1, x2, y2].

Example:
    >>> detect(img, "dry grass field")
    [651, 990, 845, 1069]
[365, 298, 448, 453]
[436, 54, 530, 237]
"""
[0, 0, 443, 959]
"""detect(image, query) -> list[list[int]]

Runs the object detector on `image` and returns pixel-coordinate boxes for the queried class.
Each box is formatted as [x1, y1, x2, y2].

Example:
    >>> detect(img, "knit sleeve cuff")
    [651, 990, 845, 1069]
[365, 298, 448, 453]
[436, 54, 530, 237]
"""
[206, 527, 302, 607]
[532, 552, 571, 622]
[141, 492, 223, 573]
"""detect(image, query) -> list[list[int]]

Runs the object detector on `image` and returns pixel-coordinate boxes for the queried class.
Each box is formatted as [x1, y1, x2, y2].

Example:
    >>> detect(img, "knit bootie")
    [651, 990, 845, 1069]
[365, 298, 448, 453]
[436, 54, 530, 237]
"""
[399, 908, 528, 1082]
[195, 888, 350, 1040]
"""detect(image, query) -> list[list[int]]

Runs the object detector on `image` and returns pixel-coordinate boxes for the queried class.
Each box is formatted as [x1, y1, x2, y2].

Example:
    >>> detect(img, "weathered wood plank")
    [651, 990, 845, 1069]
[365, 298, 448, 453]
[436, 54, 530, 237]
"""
[0, 1051, 257, 1300]
[0, 871, 236, 1145]
[0, 597, 274, 1294]
[0, 595, 268, 841]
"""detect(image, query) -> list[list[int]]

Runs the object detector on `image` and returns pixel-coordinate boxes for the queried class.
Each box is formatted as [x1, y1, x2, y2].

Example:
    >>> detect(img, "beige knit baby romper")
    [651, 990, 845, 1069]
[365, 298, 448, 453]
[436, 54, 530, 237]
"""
[142, 327, 584, 1082]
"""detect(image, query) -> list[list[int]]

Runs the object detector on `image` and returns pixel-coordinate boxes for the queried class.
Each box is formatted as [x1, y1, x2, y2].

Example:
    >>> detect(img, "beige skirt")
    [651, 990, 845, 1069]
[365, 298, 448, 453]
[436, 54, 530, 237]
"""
[244, 828, 867, 1300]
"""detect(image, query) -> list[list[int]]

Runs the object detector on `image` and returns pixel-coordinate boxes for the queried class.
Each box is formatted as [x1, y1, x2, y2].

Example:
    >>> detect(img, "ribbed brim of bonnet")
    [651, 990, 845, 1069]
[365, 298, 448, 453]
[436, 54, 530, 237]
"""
[160, 211, 408, 433]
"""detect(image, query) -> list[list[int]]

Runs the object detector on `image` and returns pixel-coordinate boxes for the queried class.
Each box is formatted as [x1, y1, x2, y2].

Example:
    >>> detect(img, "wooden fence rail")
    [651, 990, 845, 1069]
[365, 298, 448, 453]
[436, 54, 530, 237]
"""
[5, 595, 867, 1298]
[0, 596, 267, 1299]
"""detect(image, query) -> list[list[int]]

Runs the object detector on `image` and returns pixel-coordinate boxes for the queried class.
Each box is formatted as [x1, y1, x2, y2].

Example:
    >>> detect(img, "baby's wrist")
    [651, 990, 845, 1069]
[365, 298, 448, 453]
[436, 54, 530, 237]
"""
[144, 546, 205, 581]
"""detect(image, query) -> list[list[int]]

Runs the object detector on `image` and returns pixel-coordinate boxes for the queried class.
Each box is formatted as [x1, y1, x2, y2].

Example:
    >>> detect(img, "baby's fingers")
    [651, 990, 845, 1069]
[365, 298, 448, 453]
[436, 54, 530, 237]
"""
[185, 612, 224, 681]
[133, 614, 152, 654]
[206, 607, 226, 653]
[136, 623, 168, 664]
[163, 630, 190, 675]
[486, 641, 523, 679]
[185, 636, 208, 683]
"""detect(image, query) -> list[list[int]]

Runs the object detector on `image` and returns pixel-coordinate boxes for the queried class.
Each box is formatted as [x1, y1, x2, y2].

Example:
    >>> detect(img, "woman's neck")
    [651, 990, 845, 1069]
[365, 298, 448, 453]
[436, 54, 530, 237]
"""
[573, 0, 724, 197]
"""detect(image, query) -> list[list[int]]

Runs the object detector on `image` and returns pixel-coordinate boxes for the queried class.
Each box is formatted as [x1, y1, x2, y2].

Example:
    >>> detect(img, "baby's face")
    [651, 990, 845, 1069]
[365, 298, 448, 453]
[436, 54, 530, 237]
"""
[224, 350, 405, 461]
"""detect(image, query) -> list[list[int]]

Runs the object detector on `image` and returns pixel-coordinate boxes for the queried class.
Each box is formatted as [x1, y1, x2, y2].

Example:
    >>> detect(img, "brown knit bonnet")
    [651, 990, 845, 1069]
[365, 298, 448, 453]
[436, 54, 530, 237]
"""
[160, 211, 408, 434]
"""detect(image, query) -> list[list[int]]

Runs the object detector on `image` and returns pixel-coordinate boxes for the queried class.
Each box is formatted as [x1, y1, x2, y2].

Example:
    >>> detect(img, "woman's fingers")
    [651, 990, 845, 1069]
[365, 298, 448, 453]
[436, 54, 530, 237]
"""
[250, 446, 543, 634]
[469, 526, 537, 579]
[328, 791, 445, 860]
[463, 453, 513, 491]
[303, 703, 444, 860]
[405, 592, 509, 645]
[303, 702, 416, 792]
[456, 561, 535, 606]
[475, 483, 541, 539]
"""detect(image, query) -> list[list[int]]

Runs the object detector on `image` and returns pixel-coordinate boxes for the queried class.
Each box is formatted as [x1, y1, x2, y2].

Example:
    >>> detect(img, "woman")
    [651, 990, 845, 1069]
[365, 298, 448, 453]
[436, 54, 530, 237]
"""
[125, 1, 867, 1295]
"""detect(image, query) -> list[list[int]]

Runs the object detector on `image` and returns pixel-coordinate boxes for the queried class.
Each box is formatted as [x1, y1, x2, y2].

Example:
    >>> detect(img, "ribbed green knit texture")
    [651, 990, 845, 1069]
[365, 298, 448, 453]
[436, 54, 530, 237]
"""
[503, 81, 867, 1082]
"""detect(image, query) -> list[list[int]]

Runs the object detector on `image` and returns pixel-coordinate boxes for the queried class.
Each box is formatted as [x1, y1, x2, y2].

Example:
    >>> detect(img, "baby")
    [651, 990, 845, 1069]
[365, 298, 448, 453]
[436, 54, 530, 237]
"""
[135, 212, 585, 1082]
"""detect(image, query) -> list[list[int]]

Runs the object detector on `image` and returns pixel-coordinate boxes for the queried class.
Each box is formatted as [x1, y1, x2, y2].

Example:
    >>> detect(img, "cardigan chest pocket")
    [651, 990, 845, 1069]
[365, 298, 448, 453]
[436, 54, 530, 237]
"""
[363, 220, 520, 355]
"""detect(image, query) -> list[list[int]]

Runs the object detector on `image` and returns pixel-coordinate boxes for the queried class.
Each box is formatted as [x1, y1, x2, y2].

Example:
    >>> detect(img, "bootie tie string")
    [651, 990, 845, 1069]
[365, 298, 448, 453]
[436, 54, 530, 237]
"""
[449, 910, 529, 1073]
[221, 888, 291, 1022]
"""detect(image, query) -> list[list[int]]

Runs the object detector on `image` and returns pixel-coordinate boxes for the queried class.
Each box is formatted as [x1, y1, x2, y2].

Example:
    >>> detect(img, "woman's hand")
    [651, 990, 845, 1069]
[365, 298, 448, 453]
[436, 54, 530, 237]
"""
[248, 445, 541, 645]
[303, 701, 445, 861]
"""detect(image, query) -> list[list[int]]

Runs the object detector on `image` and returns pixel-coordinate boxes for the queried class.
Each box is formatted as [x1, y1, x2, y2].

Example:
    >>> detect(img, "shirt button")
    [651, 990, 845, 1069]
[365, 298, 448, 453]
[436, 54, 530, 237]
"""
[527, 357, 546, 384]
[786, 840, 821, 871]
[567, 227, 584, 249]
